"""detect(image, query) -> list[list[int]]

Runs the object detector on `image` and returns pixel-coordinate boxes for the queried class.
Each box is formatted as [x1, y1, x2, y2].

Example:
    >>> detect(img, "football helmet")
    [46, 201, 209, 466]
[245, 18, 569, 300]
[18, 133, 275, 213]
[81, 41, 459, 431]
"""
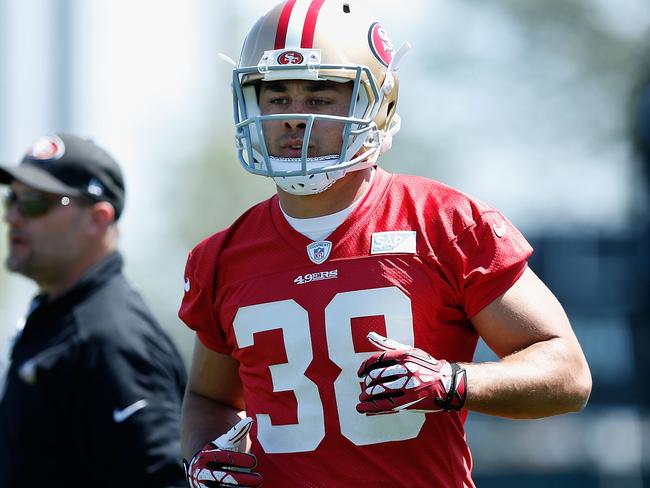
[232, 0, 409, 195]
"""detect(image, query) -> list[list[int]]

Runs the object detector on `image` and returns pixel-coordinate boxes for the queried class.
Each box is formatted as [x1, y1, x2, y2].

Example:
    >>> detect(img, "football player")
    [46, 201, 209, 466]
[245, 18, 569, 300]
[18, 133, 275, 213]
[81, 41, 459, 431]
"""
[179, 1, 592, 486]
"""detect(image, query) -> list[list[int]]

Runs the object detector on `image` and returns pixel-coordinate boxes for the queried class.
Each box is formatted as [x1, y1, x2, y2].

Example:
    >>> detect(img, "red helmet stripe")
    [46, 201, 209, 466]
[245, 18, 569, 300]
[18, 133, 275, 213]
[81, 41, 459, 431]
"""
[275, 0, 298, 49]
[300, 0, 325, 48]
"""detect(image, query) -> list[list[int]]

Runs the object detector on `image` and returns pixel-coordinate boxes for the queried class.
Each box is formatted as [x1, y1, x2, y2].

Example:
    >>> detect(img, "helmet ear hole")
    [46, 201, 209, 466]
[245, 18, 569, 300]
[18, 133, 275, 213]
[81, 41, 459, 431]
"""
[343, 4, 350, 13]
[386, 101, 397, 124]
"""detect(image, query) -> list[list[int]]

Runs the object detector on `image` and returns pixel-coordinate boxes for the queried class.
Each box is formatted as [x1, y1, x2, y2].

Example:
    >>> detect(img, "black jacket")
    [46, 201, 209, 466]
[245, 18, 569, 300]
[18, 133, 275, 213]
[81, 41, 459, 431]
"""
[0, 252, 187, 487]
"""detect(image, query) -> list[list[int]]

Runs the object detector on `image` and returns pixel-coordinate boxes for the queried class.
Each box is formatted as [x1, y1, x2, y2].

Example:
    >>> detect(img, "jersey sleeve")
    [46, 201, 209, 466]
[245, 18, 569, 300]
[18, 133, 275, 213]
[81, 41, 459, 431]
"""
[178, 235, 233, 354]
[446, 208, 533, 318]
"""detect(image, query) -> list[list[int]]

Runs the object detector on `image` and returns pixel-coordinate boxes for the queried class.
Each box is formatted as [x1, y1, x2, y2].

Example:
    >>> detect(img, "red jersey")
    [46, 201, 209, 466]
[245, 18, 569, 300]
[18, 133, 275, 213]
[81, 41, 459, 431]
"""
[180, 168, 532, 487]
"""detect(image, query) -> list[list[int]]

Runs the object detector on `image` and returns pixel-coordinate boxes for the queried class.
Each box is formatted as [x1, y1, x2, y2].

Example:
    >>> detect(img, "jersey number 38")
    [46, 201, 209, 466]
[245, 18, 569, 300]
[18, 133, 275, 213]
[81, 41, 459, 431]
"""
[233, 286, 426, 454]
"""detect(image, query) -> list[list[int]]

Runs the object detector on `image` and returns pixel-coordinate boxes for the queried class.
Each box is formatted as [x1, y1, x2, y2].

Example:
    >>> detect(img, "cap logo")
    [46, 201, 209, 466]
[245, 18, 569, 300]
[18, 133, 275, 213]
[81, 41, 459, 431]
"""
[87, 178, 104, 197]
[27, 135, 65, 161]
[368, 22, 394, 67]
[277, 50, 305, 65]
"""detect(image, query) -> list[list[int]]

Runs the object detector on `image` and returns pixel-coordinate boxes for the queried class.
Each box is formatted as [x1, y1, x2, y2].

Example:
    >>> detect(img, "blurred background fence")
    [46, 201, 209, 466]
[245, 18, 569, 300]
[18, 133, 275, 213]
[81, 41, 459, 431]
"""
[1, 1, 649, 485]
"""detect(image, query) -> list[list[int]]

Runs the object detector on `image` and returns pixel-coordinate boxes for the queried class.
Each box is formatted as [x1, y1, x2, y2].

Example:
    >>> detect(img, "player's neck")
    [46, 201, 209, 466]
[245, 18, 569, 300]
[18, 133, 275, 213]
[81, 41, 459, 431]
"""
[277, 168, 373, 219]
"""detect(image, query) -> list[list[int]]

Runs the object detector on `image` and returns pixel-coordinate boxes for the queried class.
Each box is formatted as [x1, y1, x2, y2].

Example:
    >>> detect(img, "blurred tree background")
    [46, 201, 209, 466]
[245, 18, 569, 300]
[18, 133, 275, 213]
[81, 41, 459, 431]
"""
[1, 0, 649, 485]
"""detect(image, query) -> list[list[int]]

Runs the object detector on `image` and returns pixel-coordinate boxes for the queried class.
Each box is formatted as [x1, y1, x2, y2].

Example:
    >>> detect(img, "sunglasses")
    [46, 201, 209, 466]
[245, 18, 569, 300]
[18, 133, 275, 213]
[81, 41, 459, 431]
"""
[2, 189, 73, 218]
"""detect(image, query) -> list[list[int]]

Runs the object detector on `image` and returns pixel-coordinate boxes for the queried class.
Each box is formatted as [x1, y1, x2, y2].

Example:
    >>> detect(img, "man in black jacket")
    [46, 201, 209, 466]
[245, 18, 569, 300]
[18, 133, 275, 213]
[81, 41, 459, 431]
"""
[0, 133, 187, 487]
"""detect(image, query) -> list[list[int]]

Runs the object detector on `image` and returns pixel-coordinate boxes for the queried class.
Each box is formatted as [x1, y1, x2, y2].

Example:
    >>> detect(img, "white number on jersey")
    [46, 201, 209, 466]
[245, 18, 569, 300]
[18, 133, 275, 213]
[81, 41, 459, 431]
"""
[232, 287, 425, 453]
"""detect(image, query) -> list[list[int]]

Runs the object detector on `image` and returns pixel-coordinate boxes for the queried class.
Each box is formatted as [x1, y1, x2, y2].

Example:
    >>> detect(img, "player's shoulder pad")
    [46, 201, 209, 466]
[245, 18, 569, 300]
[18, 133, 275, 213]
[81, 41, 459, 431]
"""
[392, 173, 498, 242]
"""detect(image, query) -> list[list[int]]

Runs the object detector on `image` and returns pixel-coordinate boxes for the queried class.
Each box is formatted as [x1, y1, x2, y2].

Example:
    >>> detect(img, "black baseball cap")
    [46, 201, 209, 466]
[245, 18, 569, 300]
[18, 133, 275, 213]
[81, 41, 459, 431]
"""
[0, 133, 125, 220]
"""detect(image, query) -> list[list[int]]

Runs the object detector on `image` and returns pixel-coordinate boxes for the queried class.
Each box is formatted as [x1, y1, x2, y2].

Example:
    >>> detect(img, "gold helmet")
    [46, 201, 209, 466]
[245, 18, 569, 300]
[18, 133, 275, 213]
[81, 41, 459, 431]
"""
[232, 0, 408, 195]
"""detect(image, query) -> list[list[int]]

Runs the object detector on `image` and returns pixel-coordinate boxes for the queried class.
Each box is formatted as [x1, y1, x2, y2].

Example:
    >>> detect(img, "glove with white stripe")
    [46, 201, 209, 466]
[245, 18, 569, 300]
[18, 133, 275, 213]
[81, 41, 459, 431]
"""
[184, 417, 263, 488]
[356, 332, 467, 415]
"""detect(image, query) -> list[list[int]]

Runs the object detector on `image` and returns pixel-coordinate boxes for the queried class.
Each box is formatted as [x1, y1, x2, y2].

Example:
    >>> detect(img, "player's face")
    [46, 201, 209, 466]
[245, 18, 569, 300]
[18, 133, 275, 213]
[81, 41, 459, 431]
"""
[258, 80, 354, 158]
[3, 181, 90, 285]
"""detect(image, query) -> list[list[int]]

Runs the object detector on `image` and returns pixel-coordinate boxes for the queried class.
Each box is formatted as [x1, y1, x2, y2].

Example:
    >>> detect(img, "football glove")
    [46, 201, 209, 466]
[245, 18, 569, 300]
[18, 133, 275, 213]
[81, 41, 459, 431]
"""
[184, 417, 263, 488]
[356, 332, 467, 415]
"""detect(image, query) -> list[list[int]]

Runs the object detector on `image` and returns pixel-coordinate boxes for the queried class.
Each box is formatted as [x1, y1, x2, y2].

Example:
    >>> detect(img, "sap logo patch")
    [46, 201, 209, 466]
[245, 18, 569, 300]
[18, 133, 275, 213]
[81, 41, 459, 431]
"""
[370, 231, 417, 255]
[294, 269, 338, 285]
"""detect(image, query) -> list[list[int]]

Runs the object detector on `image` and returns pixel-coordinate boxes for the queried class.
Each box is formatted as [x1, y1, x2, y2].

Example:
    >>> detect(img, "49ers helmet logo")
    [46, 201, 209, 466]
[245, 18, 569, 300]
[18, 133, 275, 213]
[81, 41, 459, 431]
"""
[277, 50, 304, 65]
[368, 22, 394, 67]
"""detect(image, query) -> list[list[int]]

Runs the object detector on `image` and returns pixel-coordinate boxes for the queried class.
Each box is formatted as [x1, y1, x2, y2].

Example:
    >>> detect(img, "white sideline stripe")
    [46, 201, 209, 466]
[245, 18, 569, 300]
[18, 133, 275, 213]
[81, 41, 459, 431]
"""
[286, 0, 312, 47]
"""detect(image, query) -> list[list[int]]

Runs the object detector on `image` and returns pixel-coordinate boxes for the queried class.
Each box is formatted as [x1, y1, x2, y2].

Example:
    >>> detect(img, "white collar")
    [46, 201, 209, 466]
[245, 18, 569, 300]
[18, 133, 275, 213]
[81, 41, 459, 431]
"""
[281, 168, 376, 241]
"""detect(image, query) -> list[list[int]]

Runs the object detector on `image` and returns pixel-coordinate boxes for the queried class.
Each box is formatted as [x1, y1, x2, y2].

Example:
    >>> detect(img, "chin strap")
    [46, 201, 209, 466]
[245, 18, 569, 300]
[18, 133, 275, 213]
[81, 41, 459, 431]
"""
[217, 52, 237, 67]
[380, 114, 401, 154]
[377, 42, 410, 155]
[391, 41, 412, 72]
[273, 170, 345, 195]
[381, 41, 412, 96]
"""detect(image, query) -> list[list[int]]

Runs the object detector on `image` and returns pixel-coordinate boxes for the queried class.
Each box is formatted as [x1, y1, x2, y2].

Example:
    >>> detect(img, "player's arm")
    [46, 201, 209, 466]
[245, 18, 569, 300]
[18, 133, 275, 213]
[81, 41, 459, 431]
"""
[462, 266, 591, 418]
[357, 267, 591, 419]
[181, 338, 246, 459]
[182, 338, 262, 487]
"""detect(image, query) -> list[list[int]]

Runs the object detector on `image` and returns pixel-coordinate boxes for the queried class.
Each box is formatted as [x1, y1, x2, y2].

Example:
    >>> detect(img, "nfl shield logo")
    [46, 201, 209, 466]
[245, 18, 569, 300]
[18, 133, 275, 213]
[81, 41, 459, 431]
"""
[306, 241, 332, 265]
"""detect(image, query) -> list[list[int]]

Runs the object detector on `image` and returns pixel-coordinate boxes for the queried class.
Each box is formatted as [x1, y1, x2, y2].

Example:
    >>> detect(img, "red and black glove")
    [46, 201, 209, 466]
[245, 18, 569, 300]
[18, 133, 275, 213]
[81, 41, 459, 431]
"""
[356, 332, 467, 415]
[184, 417, 263, 488]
